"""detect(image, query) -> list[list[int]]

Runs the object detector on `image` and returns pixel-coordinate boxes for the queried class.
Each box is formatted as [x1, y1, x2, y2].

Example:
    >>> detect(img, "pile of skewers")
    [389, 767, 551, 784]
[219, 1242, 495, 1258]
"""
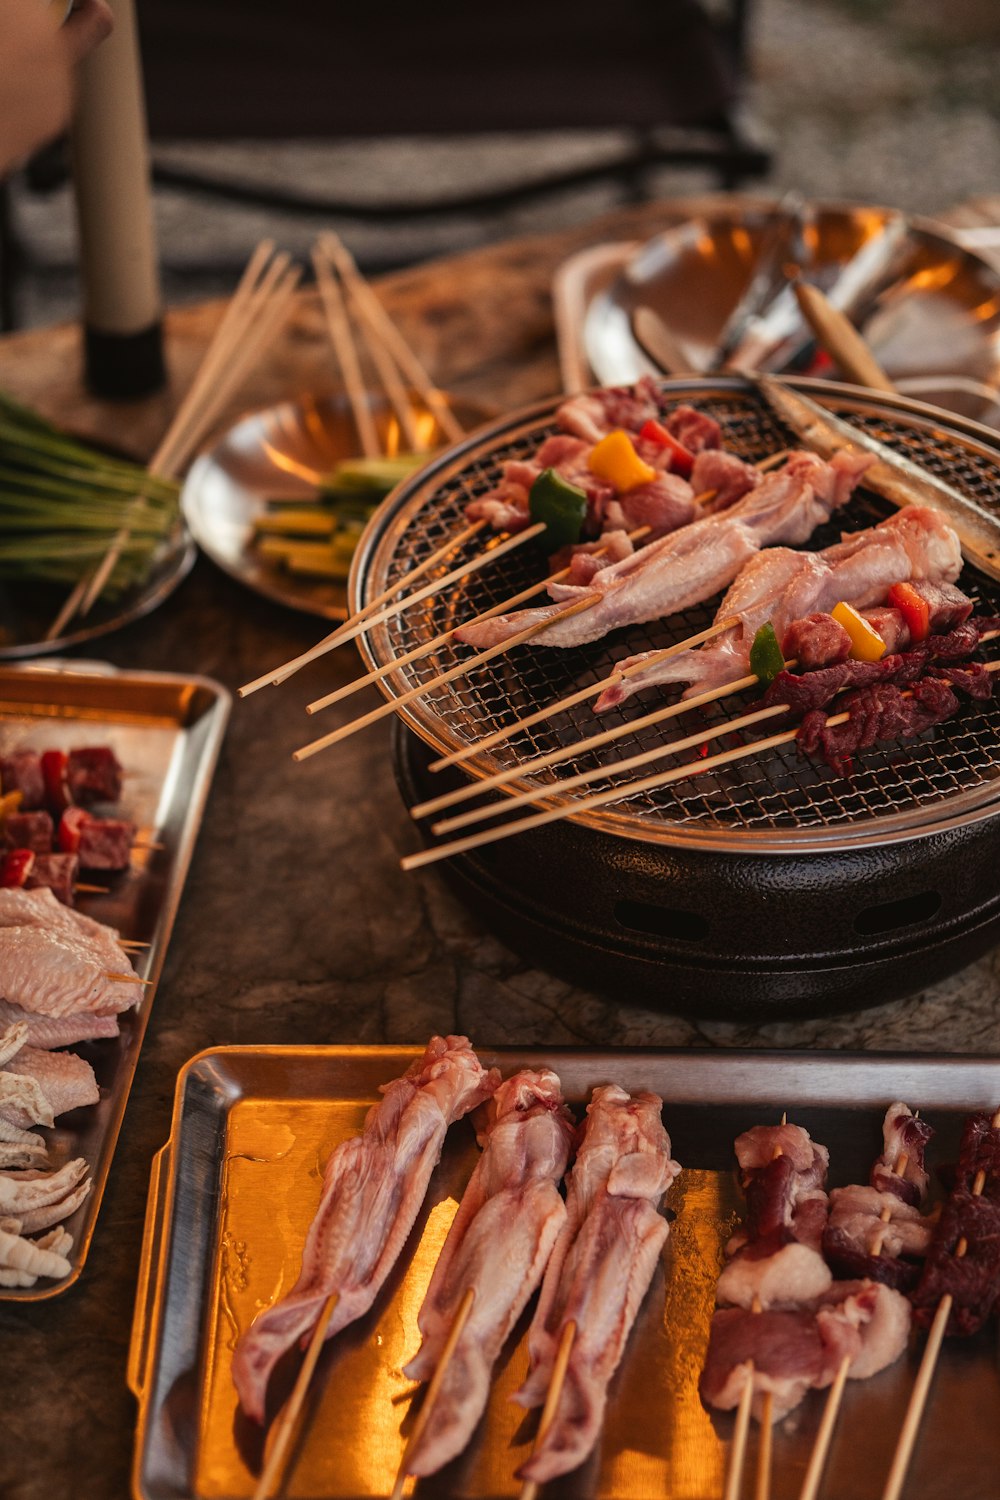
[238, 370, 1000, 875]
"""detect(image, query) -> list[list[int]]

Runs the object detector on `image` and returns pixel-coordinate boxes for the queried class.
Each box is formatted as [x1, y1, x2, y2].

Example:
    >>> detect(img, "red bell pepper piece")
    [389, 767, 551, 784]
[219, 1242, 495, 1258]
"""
[41, 749, 70, 815]
[58, 806, 89, 854]
[887, 581, 931, 643]
[638, 418, 695, 477]
[0, 849, 35, 887]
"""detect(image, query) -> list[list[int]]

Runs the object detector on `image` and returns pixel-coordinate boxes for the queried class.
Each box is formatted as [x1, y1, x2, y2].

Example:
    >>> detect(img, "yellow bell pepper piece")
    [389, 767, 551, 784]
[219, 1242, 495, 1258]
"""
[831, 601, 887, 662]
[0, 790, 23, 823]
[587, 429, 657, 493]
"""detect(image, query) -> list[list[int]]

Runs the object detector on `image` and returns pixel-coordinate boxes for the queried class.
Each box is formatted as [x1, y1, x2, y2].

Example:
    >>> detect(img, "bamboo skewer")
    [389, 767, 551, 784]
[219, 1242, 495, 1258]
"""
[401, 658, 1000, 871]
[881, 1108, 1000, 1500]
[310, 526, 656, 711]
[427, 615, 739, 779]
[518, 1319, 577, 1500]
[390, 1287, 476, 1500]
[320, 232, 464, 445]
[293, 592, 602, 761]
[797, 1146, 912, 1500]
[251, 1290, 339, 1500]
[311, 243, 380, 459]
[50, 243, 299, 636]
[238, 522, 542, 698]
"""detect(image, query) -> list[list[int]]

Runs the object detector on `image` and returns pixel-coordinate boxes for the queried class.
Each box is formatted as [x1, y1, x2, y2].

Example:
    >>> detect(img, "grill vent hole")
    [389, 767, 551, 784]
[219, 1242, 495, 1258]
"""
[614, 901, 710, 943]
[853, 890, 942, 936]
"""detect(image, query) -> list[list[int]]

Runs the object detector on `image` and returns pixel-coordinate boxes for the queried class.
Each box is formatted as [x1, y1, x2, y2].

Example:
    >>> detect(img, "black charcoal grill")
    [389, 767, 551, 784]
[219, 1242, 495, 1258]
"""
[351, 378, 1000, 1020]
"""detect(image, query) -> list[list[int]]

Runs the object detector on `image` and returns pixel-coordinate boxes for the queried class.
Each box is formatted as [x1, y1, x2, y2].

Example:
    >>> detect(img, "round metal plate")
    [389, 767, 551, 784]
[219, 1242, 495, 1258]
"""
[351, 376, 1000, 856]
[581, 201, 1000, 423]
[182, 391, 493, 621]
[0, 528, 195, 661]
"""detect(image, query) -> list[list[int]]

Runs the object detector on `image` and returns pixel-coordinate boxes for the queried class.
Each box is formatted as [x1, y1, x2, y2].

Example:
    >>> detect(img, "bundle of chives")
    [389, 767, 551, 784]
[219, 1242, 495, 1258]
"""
[0, 392, 181, 601]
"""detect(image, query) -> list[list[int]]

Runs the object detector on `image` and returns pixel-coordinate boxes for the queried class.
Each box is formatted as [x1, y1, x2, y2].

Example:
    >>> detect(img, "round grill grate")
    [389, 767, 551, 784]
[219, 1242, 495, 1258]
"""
[352, 378, 1000, 854]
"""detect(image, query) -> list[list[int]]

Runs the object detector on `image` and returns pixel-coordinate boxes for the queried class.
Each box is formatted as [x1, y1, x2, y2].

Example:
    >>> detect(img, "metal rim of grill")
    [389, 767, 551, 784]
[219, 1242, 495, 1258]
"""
[350, 376, 1000, 856]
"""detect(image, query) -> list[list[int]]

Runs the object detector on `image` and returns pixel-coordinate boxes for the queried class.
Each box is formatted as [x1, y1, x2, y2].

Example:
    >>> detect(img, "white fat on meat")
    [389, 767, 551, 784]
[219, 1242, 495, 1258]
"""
[814, 1279, 911, 1380]
[597, 499, 958, 709]
[871, 1101, 932, 1205]
[0, 998, 119, 1050]
[402, 1069, 575, 1478]
[717, 1240, 833, 1309]
[231, 1036, 499, 1425]
[514, 1086, 681, 1486]
[826, 1184, 933, 1260]
[0, 1043, 100, 1130]
[735, 1122, 830, 1186]
[0, 925, 141, 1017]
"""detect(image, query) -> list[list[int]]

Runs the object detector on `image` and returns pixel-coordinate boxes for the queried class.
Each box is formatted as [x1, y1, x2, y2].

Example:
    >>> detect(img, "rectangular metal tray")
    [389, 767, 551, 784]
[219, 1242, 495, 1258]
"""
[130, 1045, 1000, 1499]
[0, 661, 230, 1301]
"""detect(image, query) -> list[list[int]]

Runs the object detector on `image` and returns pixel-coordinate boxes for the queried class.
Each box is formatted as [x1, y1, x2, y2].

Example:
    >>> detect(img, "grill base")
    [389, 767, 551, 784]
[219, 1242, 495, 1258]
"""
[394, 724, 1000, 1021]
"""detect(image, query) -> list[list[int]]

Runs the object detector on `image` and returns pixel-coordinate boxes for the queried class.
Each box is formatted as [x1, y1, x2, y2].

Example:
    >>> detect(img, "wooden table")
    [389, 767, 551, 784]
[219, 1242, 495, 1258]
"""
[2, 196, 1000, 1500]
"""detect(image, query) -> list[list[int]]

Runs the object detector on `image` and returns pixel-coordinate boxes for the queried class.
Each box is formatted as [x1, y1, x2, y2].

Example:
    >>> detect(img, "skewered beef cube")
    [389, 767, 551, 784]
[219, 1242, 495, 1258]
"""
[911, 1190, 1000, 1336]
[79, 816, 133, 871]
[66, 746, 123, 805]
[3, 810, 53, 854]
[0, 751, 44, 810]
[25, 852, 79, 906]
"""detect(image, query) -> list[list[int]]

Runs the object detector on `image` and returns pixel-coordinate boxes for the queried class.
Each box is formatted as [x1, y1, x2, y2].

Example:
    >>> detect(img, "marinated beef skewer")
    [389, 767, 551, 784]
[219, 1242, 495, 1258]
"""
[426, 600, 987, 839]
[402, 636, 1000, 873]
[799, 1105, 932, 1500]
[418, 508, 967, 809]
[392, 1069, 575, 1488]
[512, 1086, 681, 1489]
[231, 1036, 499, 1427]
[882, 1107, 1000, 1500]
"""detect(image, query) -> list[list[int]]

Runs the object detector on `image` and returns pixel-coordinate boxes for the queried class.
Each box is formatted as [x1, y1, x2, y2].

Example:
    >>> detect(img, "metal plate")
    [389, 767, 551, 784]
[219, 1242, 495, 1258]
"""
[182, 393, 493, 622]
[568, 200, 1000, 420]
[349, 376, 1000, 855]
[130, 1044, 1000, 1500]
[0, 528, 196, 662]
[0, 661, 230, 1300]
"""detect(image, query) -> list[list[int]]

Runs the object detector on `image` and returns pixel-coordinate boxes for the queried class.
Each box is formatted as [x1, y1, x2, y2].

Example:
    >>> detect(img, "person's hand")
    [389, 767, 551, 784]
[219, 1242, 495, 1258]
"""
[0, 0, 114, 176]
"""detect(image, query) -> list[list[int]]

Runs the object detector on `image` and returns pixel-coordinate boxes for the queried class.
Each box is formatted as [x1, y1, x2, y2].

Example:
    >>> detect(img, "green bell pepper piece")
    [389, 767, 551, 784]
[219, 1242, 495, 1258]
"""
[528, 468, 588, 551]
[749, 620, 785, 685]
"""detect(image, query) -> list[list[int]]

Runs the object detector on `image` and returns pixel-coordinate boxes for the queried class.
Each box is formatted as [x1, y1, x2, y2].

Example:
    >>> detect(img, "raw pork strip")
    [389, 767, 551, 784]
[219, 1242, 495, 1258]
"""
[514, 1086, 681, 1486]
[456, 450, 869, 652]
[232, 1036, 499, 1424]
[597, 503, 961, 708]
[402, 1069, 575, 1477]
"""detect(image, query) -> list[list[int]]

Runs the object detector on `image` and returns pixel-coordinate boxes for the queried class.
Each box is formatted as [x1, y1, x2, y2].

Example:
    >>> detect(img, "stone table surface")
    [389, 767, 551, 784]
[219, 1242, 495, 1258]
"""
[1, 195, 999, 1500]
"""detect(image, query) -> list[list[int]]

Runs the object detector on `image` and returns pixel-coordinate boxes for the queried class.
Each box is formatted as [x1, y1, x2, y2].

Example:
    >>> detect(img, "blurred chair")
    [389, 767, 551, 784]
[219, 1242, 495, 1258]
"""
[1, 0, 770, 328]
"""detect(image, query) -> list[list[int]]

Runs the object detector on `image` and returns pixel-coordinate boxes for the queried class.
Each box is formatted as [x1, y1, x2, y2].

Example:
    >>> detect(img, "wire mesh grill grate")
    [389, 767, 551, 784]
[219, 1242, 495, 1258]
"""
[357, 381, 1000, 851]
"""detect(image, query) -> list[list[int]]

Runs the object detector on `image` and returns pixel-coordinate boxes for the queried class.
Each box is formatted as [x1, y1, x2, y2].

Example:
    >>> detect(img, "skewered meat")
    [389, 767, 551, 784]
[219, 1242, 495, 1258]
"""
[597, 505, 962, 708]
[513, 1086, 681, 1486]
[3, 811, 53, 854]
[717, 1240, 833, 1310]
[65, 746, 123, 805]
[0, 886, 129, 969]
[783, 582, 972, 673]
[458, 450, 870, 652]
[700, 1306, 840, 1422]
[823, 1187, 933, 1291]
[0, 752, 44, 810]
[554, 377, 680, 446]
[402, 1069, 575, 1477]
[911, 1192, 1000, 1336]
[0, 925, 141, 1017]
[691, 449, 761, 512]
[871, 1101, 934, 1206]
[814, 1280, 911, 1381]
[954, 1109, 1000, 1191]
[232, 1036, 499, 1425]
[25, 853, 78, 907]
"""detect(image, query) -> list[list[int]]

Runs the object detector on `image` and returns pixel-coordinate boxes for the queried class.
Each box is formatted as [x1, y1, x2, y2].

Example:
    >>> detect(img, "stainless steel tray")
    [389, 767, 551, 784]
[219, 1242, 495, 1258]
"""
[130, 1045, 1000, 1499]
[0, 662, 230, 1300]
